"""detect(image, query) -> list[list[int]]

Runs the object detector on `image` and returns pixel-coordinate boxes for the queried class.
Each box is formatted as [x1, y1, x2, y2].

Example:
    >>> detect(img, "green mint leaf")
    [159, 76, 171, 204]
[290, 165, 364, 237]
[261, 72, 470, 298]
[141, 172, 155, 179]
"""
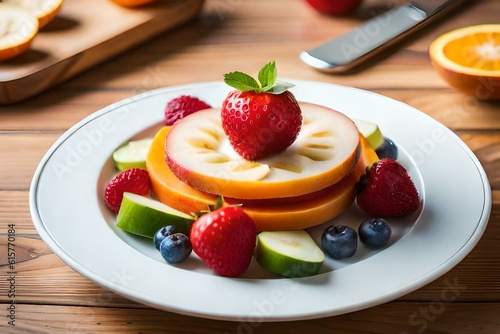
[224, 71, 261, 92]
[258, 61, 277, 92]
[269, 79, 295, 94]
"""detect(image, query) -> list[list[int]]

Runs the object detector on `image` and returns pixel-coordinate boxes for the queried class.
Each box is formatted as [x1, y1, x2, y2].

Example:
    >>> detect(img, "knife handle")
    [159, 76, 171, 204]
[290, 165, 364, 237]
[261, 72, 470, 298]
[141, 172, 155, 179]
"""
[300, 5, 436, 73]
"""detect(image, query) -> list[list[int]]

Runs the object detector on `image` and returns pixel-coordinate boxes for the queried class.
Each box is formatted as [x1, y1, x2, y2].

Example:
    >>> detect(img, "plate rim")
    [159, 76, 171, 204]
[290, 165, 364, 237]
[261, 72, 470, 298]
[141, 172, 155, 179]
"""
[29, 80, 492, 321]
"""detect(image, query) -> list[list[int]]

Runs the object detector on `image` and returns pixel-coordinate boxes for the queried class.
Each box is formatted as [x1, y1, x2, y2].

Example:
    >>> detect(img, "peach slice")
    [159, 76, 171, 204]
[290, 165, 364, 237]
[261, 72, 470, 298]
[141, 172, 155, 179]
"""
[165, 103, 360, 199]
[147, 126, 378, 231]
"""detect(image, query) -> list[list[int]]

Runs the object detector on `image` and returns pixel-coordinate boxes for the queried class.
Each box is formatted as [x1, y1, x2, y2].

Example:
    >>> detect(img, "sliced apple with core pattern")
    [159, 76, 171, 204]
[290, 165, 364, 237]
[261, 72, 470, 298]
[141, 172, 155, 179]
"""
[116, 192, 195, 238]
[165, 103, 360, 199]
[255, 230, 325, 278]
[147, 126, 379, 231]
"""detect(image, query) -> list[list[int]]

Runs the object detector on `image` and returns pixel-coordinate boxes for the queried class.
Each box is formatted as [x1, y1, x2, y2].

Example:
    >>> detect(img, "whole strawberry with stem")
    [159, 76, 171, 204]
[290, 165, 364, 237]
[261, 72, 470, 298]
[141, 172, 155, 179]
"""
[356, 158, 420, 217]
[190, 199, 256, 277]
[221, 61, 302, 160]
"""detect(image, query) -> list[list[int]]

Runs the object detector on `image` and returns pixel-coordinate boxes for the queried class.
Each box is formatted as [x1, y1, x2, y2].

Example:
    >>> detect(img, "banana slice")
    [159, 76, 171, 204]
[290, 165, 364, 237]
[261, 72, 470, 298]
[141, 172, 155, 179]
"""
[165, 102, 360, 199]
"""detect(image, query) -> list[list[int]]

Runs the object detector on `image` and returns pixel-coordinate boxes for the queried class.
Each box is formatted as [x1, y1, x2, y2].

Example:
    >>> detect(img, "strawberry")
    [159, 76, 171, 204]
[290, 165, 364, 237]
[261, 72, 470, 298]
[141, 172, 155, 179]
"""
[305, 0, 361, 16]
[221, 61, 302, 160]
[356, 158, 420, 217]
[105, 168, 151, 213]
[190, 205, 256, 277]
[164, 95, 211, 126]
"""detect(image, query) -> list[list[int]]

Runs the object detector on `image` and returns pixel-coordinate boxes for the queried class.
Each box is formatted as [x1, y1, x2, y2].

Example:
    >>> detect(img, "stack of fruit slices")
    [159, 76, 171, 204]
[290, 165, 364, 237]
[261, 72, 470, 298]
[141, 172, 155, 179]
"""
[105, 61, 420, 278]
[148, 103, 378, 231]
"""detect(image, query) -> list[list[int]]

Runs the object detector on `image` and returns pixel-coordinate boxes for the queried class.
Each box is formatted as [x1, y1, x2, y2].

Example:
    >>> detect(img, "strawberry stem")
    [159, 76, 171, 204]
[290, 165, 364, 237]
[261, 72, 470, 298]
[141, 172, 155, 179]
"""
[223, 61, 295, 94]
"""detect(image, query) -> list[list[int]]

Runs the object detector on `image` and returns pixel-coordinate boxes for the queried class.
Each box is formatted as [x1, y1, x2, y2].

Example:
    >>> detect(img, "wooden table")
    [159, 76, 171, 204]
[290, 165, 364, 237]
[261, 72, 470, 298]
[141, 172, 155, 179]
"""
[1, 0, 499, 332]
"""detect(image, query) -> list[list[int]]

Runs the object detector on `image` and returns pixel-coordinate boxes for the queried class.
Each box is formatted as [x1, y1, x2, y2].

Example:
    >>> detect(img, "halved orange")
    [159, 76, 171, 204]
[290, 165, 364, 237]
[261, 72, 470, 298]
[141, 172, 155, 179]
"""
[0, 5, 39, 61]
[110, 0, 158, 8]
[429, 24, 500, 100]
[3, 0, 63, 28]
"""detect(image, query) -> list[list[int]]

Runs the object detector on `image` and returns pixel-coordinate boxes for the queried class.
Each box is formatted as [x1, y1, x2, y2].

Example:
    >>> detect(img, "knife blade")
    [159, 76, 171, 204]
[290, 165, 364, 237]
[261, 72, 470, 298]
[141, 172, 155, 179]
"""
[300, 0, 464, 73]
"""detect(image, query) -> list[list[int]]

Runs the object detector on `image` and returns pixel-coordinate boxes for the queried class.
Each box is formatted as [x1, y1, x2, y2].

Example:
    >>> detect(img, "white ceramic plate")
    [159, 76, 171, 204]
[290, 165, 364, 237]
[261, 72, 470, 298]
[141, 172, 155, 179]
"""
[30, 80, 491, 321]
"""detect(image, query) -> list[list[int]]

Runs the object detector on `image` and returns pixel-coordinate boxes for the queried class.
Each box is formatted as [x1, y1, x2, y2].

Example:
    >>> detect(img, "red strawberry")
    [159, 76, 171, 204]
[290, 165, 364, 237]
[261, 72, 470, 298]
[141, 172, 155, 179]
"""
[356, 158, 420, 217]
[190, 206, 256, 277]
[221, 61, 302, 160]
[164, 95, 211, 126]
[104, 168, 151, 213]
[305, 0, 361, 16]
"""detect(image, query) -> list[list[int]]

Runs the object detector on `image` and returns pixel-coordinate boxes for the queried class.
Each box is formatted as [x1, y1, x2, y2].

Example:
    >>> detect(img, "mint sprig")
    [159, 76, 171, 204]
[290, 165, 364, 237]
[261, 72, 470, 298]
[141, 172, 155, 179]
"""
[223, 61, 294, 94]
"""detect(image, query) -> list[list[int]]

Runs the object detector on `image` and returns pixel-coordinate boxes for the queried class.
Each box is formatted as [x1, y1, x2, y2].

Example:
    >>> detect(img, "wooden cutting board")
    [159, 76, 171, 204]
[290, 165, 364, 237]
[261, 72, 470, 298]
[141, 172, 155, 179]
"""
[0, 0, 205, 105]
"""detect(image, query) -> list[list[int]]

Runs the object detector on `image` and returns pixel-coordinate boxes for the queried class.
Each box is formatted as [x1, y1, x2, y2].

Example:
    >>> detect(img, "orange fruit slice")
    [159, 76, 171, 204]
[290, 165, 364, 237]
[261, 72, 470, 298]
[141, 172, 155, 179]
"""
[165, 103, 360, 199]
[3, 0, 63, 29]
[147, 126, 379, 231]
[0, 5, 39, 61]
[110, 0, 158, 8]
[429, 24, 500, 100]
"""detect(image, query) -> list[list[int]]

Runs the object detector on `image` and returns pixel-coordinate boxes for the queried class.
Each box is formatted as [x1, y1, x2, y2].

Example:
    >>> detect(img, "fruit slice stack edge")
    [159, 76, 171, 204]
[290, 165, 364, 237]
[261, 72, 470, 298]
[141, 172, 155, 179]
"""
[147, 103, 379, 231]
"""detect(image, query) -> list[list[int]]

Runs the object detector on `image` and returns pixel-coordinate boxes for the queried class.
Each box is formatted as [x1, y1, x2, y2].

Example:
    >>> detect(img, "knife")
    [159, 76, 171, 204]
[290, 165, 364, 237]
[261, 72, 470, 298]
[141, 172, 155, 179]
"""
[300, 0, 464, 73]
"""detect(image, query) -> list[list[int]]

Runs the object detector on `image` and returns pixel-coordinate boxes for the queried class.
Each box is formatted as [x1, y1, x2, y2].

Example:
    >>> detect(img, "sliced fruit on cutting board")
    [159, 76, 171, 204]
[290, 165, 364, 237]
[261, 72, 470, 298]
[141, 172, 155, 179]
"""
[255, 230, 325, 277]
[0, 4, 39, 61]
[113, 138, 153, 171]
[3, 0, 63, 28]
[429, 24, 500, 100]
[352, 118, 384, 150]
[116, 192, 195, 238]
[147, 126, 379, 231]
[165, 102, 360, 199]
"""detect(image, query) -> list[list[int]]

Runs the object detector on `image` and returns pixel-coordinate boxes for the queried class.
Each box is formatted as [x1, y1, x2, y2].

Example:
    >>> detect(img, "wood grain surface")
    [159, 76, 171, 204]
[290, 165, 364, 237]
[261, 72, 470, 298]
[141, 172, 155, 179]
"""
[1, 0, 500, 333]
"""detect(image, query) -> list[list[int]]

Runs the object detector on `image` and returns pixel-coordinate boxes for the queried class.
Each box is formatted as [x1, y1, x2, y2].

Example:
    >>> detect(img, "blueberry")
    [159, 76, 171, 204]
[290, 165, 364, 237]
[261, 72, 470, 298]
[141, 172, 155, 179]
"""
[358, 218, 392, 248]
[376, 137, 398, 160]
[159, 233, 192, 263]
[154, 225, 176, 250]
[321, 225, 358, 260]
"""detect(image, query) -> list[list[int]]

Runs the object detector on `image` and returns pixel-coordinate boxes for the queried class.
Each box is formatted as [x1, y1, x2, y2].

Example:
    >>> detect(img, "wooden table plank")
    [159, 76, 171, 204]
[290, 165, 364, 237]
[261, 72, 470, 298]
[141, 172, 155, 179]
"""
[4, 302, 500, 334]
[0, 134, 59, 191]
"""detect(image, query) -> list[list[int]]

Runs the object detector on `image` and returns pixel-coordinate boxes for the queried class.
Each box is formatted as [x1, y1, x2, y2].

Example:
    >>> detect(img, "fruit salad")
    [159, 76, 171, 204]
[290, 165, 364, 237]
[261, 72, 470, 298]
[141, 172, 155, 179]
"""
[103, 61, 421, 278]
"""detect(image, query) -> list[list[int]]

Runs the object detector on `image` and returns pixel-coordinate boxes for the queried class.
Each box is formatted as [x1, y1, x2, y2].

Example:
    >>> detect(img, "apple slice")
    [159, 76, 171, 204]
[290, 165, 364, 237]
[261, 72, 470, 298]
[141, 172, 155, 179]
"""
[165, 102, 360, 199]
[113, 138, 153, 171]
[352, 118, 384, 150]
[255, 230, 325, 277]
[116, 192, 195, 238]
